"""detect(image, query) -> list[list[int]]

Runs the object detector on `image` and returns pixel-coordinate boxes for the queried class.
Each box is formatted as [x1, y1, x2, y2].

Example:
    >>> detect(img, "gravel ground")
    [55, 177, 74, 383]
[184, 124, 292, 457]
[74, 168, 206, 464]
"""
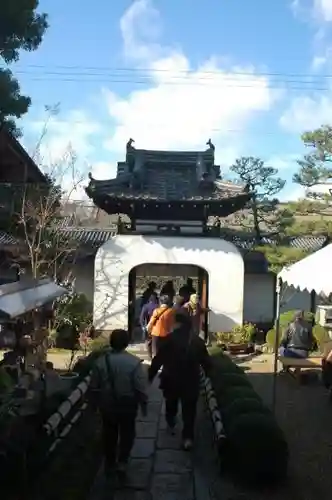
[220, 354, 332, 500]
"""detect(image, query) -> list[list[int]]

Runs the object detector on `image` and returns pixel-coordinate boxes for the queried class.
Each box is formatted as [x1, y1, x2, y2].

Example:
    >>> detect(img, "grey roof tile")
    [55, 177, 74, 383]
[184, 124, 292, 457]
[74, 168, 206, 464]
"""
[0, 224, 329, 253]
[0, 231, 17, 245]
[86, 145, 249, 202]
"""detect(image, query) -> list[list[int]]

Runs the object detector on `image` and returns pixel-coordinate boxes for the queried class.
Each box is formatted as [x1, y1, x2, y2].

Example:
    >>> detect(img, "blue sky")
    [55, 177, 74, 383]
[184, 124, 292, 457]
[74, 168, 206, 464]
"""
[10, 0, 332, 200]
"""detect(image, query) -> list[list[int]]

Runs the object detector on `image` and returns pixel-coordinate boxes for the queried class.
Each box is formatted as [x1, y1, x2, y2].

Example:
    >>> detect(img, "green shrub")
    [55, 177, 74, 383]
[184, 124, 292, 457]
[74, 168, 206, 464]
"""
[221, 385, 261, 406]
[222, 397, 271, 430]
[216, 373, 252, 389]
[279, 309, 314, 327]
[226, 412, 289, 486]
[73, 348, 107, 378]
[89, 336, 109, 351]
[208, 351, 288, 487]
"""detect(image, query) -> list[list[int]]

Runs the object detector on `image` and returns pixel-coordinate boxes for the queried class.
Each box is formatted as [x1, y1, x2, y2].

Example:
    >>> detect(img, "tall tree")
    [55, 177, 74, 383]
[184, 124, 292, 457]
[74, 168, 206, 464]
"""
[0, 1, 48, 136]
[293, 125, 332, 195]
[230, 156, 288, 240]
[290, 125, 332, 233]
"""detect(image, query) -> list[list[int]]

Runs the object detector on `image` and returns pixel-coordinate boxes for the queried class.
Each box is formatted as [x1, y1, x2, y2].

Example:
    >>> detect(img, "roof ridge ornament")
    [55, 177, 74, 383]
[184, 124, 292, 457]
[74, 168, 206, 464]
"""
[206, 138, 215, 151]
[126, 138, 135, 150]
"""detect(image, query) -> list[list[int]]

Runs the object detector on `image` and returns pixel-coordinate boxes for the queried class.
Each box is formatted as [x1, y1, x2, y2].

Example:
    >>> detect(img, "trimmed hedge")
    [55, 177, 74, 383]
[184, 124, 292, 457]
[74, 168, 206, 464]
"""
[208, 350, 289, 488]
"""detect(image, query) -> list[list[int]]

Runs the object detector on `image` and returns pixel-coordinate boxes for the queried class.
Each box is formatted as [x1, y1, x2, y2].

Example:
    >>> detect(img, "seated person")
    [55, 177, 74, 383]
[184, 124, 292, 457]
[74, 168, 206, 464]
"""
[279, 310, 316, 361]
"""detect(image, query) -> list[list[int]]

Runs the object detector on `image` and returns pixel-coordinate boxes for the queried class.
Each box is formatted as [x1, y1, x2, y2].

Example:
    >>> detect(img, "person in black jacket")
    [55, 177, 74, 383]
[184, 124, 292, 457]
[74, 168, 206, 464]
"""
[148, 311, 211, 450]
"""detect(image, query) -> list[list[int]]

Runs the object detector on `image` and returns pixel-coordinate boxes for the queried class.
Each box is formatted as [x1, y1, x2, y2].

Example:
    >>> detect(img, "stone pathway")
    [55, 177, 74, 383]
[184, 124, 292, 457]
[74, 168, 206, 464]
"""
[89, 377, 224, 500]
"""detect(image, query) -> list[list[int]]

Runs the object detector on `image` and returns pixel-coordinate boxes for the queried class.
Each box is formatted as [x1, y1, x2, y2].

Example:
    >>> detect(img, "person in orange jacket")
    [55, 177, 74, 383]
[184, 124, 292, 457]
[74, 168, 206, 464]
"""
[146, 294, 175, 357]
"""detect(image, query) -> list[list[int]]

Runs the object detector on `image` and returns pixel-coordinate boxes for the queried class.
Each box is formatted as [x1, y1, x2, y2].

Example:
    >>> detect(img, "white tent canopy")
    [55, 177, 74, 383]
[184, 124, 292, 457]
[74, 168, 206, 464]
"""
[278, 243, 332, 296]
[0, 279, 68, 320]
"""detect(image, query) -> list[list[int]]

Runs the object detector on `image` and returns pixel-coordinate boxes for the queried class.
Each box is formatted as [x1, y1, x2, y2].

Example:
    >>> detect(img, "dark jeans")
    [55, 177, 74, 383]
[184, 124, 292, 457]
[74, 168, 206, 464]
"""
[101, 406, 137, 468]
[279, 346, 308, 359]
[150, 336, 167, 358]
[165, 393, 198, 440]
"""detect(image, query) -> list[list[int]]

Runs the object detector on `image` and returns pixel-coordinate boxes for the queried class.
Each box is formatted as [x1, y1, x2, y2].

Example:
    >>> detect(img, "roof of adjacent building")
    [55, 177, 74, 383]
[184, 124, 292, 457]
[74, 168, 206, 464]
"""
[86, 140, 250, 204]
[0, 126, 46, 184]
[0, 227, 328, 253]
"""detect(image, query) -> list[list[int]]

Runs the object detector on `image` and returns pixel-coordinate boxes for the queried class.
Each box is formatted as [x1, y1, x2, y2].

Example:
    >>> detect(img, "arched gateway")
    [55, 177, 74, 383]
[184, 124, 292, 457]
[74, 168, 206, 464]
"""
[86, 140, 253, 338]
[94, 234, 244, 333]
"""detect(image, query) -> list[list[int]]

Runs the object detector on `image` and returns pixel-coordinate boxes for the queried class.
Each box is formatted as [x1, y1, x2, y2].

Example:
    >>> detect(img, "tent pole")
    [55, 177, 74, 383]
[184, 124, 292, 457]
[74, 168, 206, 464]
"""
[272, 277, 282, 412]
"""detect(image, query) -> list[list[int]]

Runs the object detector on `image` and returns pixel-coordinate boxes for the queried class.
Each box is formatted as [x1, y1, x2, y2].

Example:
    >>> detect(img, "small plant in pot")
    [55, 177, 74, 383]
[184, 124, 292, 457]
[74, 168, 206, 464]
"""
[53, 292, 92, 389]
[227, 323, 256, 354]
[58, 325, 80, 391]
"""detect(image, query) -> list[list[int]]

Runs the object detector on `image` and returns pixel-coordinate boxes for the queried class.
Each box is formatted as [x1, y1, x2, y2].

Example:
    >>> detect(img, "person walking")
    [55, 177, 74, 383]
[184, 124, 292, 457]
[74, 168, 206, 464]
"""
[179, 278, 196, 303]
[140, 292, 159, 347]
[184, 293, 210, 339]
[148, 312, 211, 450]
[91, 329, 148, 478]
[146, 294, 175, 358]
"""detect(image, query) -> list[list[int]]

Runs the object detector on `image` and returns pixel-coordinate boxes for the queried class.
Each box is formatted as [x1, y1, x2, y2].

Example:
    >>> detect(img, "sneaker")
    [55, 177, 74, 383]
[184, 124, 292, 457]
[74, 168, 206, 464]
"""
[183, 439, 193, 451]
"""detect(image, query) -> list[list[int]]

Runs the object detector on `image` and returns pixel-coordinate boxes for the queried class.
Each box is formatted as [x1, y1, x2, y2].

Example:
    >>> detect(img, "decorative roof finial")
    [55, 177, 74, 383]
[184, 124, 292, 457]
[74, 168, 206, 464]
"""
[127, 138, 135, 149]
[88, 172, 94, 181]
[206, 138, 215, 151]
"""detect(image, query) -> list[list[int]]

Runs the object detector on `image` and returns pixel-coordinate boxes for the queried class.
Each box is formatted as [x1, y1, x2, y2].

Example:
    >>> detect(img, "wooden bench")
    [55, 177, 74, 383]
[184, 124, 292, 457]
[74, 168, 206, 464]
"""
[278, 355, 322, 380]
[278, 356, 322, 368]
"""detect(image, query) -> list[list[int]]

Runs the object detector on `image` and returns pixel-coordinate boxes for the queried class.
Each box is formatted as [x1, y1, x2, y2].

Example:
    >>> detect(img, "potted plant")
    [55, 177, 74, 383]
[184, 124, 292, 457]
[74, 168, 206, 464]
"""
[227, 323, 256, 354]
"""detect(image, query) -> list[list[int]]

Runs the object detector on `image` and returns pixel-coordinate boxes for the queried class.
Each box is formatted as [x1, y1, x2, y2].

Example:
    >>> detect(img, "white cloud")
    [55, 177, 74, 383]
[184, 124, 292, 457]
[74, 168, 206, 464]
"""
[103, 0, 274, 159]
[280, 93, 332, 132]
[90, 161, 117, 179]
[314, 0, 332, 21]
[292, 0, 332, 21]
[279, 185, 306, 202]
[27, 110, 101, 200]
[267, 154, 299, 171]
[29, 110, 100, 163]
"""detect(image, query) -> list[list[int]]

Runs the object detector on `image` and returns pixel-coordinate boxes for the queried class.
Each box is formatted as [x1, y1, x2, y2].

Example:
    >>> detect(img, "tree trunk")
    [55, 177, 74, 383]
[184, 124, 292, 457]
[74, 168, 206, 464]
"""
[251, 196, 262, 242]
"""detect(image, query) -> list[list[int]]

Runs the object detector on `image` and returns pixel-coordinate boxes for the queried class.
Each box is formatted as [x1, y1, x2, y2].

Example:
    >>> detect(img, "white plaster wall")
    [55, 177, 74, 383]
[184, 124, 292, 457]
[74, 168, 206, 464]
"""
[243, 273, 275, 323]
[94, 234, 244, 332]
[61, 257, 95, 303]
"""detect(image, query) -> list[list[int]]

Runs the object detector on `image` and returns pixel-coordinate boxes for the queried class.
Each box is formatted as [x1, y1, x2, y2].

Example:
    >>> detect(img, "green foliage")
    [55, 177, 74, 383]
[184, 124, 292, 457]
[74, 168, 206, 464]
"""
[216, 373, 252, 389]
[208, 351, 289, 487]
[55, 293, 92, 331]
[230, 157, 286, 240]
[53, 293, 92, 350]
[73, 349, 107, 379]
[222, 397, 271, 428]
[254, 244, 311, 273]
[313, 324, 330, 349]
[0, 367, 14, 394]
[89, 336, 109, 352]
[0, 69, 30, 137]
[216, 322, 256, 343]
[0, 0, 48, 135]
[279, 310, 314, 327]
[266, 311, 323, 352]
[227, 413, 289, 486]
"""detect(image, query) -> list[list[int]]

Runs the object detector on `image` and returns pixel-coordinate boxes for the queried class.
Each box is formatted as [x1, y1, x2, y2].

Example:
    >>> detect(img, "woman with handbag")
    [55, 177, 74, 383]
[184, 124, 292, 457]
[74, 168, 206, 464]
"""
[146, 294, 175, 358]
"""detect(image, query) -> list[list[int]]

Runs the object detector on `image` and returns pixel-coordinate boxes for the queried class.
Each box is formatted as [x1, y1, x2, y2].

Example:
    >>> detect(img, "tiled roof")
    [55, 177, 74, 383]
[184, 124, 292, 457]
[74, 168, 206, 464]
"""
[0, 231, 18, 245]
[86, 144, 249, 203]
[0, 226, 329, 253]
[59, 228, 115, 245]
[225, 234, 329, 251]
